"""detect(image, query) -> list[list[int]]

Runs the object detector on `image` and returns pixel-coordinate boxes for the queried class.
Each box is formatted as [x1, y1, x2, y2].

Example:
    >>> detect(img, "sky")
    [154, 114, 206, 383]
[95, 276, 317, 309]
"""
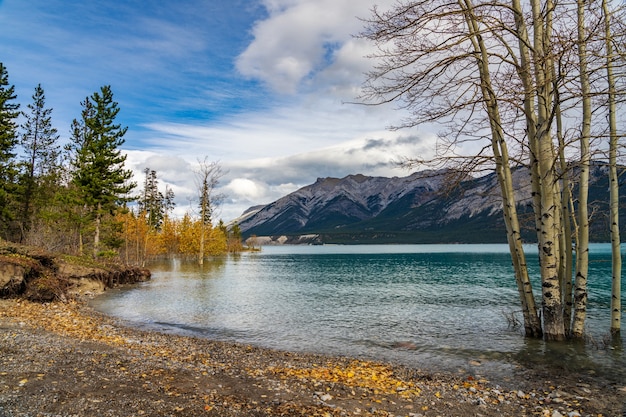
[0, 0, 439, 222]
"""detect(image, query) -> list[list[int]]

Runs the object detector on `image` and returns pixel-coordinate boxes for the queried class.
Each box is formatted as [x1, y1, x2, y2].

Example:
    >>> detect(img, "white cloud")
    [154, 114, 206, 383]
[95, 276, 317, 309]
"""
[236, 0, 382, 94]
[224, 178, 267, 200]
[142, 95, 406, 162]
[118, 0, 441, 222]
[214, 132, 435, 219]
[124, 128, 437, 223]
[7, 0, 441, 224]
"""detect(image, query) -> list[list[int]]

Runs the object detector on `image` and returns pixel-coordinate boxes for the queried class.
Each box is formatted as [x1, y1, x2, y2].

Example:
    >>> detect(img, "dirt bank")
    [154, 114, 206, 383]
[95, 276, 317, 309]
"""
[0, 241, 150, 301]
[0, 300, 624, 417]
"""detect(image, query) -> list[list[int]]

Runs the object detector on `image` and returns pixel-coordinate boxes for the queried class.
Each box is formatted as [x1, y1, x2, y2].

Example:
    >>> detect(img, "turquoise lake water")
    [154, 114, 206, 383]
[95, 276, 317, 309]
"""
[90, 243, 625, 382]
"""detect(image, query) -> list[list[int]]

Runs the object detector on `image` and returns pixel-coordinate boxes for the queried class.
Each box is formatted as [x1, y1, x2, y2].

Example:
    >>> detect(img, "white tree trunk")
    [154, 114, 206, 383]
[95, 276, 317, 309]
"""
[571, 0, 592, 338]
[530, 0, 565, 341]
[603, 0, 622, 336]
[93, 202, 101, 259]
[462, 0, 541, 336]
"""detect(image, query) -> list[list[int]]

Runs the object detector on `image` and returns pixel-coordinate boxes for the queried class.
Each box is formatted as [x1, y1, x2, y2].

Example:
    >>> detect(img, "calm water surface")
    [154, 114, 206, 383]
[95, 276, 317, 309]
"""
[91, 243, 626, 382]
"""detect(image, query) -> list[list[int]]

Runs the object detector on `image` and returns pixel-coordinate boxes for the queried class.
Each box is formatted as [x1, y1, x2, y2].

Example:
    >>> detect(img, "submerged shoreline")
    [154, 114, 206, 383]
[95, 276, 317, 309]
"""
[90, 247, 626, 392]
[1, 299, 624, 417]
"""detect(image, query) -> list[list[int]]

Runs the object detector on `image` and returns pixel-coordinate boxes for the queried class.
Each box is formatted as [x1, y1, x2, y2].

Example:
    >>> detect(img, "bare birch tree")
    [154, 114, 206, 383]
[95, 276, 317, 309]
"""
[603, 0, 622, 337]
[569, 0, 592, 338]
[359, 0, 624, 340]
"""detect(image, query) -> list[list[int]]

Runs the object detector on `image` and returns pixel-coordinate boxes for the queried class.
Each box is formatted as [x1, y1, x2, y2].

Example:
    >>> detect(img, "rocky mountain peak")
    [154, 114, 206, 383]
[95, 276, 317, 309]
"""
[233, 164, 621, 244]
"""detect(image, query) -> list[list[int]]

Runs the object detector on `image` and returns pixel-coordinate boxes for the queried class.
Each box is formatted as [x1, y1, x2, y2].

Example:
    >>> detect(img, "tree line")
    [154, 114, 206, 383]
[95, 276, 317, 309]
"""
[0, 63, 242, 265]
[360, 0, 624, 339]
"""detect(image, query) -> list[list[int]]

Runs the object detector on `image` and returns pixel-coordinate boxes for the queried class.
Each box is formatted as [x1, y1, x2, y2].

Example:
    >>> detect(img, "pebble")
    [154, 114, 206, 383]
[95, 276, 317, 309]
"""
[2, 299, 623, 417]
[314, 392, 333, 402]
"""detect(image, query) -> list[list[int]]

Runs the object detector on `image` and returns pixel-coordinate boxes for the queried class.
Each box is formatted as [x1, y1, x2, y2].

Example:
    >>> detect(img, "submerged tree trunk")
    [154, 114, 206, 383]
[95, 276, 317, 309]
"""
[462, 0, 541, 336]
[529, 0, 565, 341]
[359, 0, 623, 341]
[194, 159, 224, 266]
[198, 219, 205, 266]
[556, 115, 574, 335]
[552, 49, 573, 333]
[603, 0, 622, 337]
[512, 0, 565, 340]
[571, 0, 592, 338]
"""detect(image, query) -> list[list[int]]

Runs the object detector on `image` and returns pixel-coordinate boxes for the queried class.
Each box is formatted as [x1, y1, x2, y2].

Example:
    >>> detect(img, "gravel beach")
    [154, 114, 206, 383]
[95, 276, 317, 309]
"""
[0, 299, 624, 417]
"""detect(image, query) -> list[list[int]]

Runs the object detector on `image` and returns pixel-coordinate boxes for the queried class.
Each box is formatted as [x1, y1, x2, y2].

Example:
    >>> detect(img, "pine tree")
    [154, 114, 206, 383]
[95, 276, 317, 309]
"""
[0, 63, 20, 237]
[138, 168, 162, 229]
[71, 86, 135, 258]
[137, 168, 176, 231]
[194, 159, 224, 265]
[18, 84, 60, 241]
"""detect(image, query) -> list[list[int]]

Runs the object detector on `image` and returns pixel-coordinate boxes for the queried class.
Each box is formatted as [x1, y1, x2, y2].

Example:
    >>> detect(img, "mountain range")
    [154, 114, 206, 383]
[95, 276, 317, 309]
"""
[234, 163, 624, 244]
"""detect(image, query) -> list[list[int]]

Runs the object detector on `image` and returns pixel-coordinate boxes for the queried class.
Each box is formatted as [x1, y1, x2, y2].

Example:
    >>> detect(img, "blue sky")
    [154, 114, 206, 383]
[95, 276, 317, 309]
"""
[0, 0, 436, 221]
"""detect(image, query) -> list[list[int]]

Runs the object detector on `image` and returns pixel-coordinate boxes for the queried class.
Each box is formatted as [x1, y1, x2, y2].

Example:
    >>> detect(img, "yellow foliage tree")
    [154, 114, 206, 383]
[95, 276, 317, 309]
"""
[116, 209, 234, 264]
[155, 215, 178, 255]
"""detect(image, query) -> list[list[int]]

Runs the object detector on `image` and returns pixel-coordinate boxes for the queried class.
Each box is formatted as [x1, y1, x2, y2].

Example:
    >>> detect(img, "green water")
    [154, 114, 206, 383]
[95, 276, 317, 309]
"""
[91, 243, 626, 383]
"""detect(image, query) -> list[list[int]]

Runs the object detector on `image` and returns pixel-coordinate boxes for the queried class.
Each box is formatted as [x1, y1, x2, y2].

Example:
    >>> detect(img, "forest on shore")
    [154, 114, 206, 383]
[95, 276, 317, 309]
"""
[0, 62, 242, 267]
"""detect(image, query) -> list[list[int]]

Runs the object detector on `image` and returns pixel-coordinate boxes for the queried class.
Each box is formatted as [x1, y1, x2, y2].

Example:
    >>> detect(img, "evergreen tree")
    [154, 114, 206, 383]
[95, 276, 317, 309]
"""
[18, 84, 60, 241]
[164, 185, 175, 215]
[138, 168, 174, 230]
[60, 97, 97, 255]
[71, 86, 135, 258]
[194, 158, 224, 265]
[0, 63, 20, 237]
[138, 168, 161, 229]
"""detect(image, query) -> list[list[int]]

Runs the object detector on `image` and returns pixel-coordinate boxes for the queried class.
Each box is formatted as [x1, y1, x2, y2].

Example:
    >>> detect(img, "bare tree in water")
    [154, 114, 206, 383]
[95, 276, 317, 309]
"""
[359, 0, 626, 340]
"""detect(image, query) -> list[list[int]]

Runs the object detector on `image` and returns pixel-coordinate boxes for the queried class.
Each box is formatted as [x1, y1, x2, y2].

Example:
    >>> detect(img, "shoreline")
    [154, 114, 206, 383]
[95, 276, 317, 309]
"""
[1, 299, 624, 416]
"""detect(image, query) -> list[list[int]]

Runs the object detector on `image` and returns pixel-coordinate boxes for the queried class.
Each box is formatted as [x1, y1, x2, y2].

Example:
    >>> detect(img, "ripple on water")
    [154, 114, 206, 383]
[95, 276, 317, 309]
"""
[90, 244, 626, 384]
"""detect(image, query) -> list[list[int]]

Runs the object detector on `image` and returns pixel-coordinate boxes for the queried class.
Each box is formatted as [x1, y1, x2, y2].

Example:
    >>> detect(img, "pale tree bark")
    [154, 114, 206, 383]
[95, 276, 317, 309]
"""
[571, 0, 592, 338]
[556, 105, 574, 335]
[358, 0, 625, 341]
[515, 0, 565, 340]
[510, 4, 561, 335]
[536, 0, 566, 341]
[510, 0, 541, 239]
[549, 31, 574, 333]
[79, 229, 84, 257]
[460, 0, 541, 337]
[509, 0, 552, 335]
[603, 0, 622, 337]
[93, 202, 101, 259]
